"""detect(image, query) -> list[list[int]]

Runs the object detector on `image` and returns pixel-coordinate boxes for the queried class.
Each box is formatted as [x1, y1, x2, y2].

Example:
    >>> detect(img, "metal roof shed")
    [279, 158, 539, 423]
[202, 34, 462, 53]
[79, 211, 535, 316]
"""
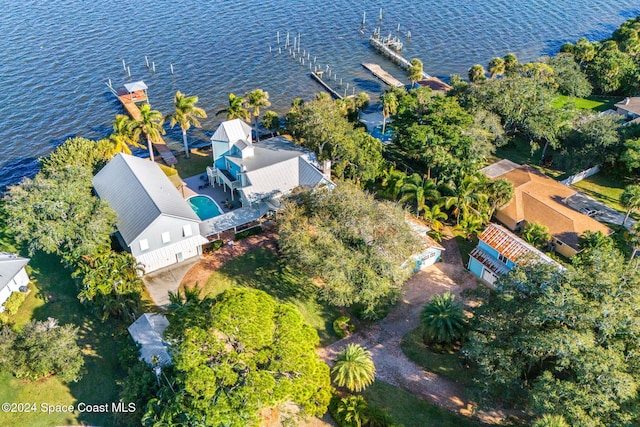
[124, 81, 148, 93]
[127, 313, 172, 366]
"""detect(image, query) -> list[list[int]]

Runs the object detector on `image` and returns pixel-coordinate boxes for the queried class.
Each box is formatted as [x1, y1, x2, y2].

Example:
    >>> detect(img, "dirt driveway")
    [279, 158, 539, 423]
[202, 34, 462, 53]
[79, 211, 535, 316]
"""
[318, 241, 512, 425]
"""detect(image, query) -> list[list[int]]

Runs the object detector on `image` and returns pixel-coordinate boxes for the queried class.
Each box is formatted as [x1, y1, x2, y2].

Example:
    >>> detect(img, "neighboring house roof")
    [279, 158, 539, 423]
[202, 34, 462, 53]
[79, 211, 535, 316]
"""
[481, 159, 521, 179]
[488, 164, 612, 250]
[614, 97, 640, 115]
[93, 153, 200, 245]
[417, 78, 452, 92]
[0, 253, 29, 290]
[479, 223, 558, 266]
[405, 215, 445, 251]
[127, 313, 171, 366]
[200, 202, 271, 236]
[210, 118, 253, 145]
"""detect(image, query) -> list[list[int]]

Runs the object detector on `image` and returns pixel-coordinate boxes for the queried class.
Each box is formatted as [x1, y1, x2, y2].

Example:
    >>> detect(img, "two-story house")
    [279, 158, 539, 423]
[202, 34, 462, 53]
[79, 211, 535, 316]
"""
[207, 119, 333, 207]
[93, 153, 207, 274]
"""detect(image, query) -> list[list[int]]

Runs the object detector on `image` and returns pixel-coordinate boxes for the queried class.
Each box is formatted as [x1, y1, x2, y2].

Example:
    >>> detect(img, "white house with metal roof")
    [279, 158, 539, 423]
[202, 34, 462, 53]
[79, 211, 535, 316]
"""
[93, 153, 207, 274]
[127, 313, 172, 366]
[0, 253, 30, 312]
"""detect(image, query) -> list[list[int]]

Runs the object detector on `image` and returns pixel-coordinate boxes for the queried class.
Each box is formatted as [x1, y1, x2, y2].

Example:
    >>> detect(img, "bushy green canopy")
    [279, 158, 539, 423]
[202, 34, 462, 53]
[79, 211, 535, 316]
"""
[151, 288, 331, 427]
[278, 182, 422, 318]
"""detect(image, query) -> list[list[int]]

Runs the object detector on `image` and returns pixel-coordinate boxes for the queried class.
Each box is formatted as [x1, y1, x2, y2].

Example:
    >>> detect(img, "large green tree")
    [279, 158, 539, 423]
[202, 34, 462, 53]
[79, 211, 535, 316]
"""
[466, 249, 640, 426]
[547, 53, 592, 98]
[2, 318, 85, 382]
[586, 47, 638, 94]
[167, 91, 207, 158]
[147, 288, 331, 427]
[278, 182, 422, 318]
[621, 184, 640, 225]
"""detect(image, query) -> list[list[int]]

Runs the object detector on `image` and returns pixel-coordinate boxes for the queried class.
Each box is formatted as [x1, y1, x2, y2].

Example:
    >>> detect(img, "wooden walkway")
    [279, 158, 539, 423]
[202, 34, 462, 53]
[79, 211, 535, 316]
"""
[362, 63, 404, 87]
[116, 90, 177, 166]
[309, 72, 343, 99]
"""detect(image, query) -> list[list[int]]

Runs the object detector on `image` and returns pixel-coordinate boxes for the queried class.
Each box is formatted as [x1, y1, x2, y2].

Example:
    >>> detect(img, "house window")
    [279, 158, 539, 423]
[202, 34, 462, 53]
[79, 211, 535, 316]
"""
[161, 232, 171, 244]
[556, 240, 563, 246]
[498, 253, 509, 264]
[183, 224, 192, 237]
[139, 239, 149, 251]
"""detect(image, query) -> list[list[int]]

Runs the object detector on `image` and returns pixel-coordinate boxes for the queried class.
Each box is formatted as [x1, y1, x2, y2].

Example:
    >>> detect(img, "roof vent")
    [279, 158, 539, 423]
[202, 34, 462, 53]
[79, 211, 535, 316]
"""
[625, 97, 630, 105]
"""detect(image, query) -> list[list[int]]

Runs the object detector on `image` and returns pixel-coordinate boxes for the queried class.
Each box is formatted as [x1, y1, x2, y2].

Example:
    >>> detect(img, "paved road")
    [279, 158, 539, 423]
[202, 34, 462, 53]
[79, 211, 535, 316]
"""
[565, 192, 636, 230]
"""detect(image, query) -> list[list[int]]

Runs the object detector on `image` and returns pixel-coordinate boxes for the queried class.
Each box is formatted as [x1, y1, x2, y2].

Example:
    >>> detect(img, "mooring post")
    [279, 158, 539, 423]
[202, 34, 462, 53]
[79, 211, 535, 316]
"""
[170, 63, 174, 74]
[277, 30, 280, 44]
[152, 62, 156, 73]
[145, 56, 149, 68]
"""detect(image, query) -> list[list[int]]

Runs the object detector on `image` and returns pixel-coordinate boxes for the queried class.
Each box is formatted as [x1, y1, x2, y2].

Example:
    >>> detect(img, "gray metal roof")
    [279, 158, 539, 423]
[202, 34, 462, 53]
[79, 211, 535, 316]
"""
[124, 81, 148, 93]
[200, 203, 270, 235]
[127, 313, 172, 366]
[0, 253, 29, 290]
[481, 159, 521, 179]
[93, 154, 200, 245]
[210, 119, 252, 144]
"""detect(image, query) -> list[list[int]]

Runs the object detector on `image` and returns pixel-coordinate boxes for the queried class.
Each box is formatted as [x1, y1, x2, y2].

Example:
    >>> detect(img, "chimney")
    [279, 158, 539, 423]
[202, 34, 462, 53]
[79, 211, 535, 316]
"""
[321, 159, 332, 180]
[625, 97, 630, 105]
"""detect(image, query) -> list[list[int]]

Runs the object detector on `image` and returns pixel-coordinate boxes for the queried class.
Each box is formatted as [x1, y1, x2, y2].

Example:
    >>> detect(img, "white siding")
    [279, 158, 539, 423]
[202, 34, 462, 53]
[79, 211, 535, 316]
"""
[0, 267, 29, 311]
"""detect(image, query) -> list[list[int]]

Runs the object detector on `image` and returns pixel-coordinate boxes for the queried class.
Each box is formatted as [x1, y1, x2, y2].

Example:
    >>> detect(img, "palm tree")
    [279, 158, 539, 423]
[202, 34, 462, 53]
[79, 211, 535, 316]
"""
[379, 90, 398, 135]
[621, 184, 640, 225]
[400, 174, 439, 217]
[521, 222, 551, 248]
[166, 91, 207, 158]
[107, 114, 144, 156]
[129, 104, 166, 162]
[455, 212, 485, 240]
[421, 292, 465, 345]
[380, 167, 407, 200]
[422, 203, 448, 232]
[503, 52, 519, 75]
[245, 89, 271, 142]
[468, 64, 487, 83]
[335, 396, 369, 427]
[331, 343, 376, 392]
[486, 178, 514, 218]
[407, 58, 423, 88]
[628, 221, 640, 260]
[444, 174, 487, 224]
[487, 57, 505, 78]
[216, 93, 250, 121]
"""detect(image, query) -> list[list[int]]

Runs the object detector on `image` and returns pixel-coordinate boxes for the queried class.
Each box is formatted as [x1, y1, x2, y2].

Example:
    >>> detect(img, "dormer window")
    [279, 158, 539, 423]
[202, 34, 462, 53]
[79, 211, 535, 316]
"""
[139, 239, 149, 251]
[498, 254, 508, 264]
[183, 225, 193, 237]
[161, 232, 171, 244]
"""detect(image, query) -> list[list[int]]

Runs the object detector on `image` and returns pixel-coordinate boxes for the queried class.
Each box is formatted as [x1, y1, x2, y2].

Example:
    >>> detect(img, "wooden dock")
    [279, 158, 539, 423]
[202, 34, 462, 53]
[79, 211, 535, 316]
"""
[361, 63, 404, 87]
[112, 83, 178, 166]
[369, 35, 432, 79]
[310, 72, 343, 99]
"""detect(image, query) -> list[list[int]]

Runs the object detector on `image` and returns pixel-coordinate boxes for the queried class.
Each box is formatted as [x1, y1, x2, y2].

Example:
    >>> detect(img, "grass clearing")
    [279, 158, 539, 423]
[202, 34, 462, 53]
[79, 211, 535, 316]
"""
[0, 254, 128, 427]
[454, 235, 478, 267]
[571, 173, 635, 216]
[202, 247, 340, 345]
[489, 137, 566, 179]
[553, 95, 616, 112]
[401, 327, 477, 388]
[172, 148, 212, 179]
[363, 381, 478, 427]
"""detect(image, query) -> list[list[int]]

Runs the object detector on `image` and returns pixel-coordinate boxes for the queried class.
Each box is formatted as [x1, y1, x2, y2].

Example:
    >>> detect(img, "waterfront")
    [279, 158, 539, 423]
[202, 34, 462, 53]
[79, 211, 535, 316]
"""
[1, 0, 639, 189]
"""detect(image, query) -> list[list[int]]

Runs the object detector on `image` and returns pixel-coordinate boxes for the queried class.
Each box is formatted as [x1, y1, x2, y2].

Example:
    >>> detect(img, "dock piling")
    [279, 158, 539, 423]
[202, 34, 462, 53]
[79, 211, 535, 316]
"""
[362, 11, 366, 26]
[170, 63, 174, 75]
[127, 66, 131, 77]
[277, 30, 280, 44]
[122, 59, 126, 71]
[152, 62, 156, 73]
[145, 56, 149, 68]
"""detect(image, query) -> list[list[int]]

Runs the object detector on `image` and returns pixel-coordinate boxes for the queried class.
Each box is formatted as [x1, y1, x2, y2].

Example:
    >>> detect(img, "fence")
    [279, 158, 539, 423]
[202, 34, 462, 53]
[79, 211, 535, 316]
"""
[559, 165, 600, 186]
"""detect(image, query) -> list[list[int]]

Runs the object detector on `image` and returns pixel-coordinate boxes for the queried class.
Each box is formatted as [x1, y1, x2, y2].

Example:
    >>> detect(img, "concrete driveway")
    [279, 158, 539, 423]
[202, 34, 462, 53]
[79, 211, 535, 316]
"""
[565, 192, 636, 230]
[143, 258, 199, 306]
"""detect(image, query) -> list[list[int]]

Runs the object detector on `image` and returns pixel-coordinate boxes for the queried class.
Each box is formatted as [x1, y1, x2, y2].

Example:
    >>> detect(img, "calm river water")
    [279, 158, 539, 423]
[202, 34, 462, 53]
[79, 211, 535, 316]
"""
[1, 1, 639, 189]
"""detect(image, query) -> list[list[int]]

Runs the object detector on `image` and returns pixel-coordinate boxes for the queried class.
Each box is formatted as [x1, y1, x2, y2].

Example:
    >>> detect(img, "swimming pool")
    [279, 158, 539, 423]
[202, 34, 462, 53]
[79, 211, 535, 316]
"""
[187, 195, 222, 220]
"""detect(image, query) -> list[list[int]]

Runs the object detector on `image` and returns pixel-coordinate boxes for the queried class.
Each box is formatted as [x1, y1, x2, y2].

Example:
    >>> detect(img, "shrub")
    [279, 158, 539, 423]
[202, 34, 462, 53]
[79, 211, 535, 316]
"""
[158, 164, 178, 176]
[421, 292, 465, 347]
[0, 312, 9, 325]
[235, 226, 262, 240]
[333, 316, 355, 338]
[203, 240, 223, 253]
[3, 291, 26, 315]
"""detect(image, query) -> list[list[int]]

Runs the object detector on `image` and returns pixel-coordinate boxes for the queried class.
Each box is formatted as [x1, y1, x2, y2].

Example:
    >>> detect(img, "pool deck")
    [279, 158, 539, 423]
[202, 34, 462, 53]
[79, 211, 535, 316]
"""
[182, 174, 242, 212]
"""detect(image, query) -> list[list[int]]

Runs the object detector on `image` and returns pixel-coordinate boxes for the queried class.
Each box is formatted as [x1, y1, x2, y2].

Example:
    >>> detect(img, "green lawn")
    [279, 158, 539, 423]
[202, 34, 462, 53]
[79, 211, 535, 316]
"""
[172, 148, 212, 179]
[363, 381, 479, 427]
[489, 137, 566, 179]
[400, 327, 477, 388]
[201, 247, 340, 346]
[0, 254, 128, 427]
[571, 173, 635, 216]
[454, 235, 478, 267]
[553, 95, 616, 112]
